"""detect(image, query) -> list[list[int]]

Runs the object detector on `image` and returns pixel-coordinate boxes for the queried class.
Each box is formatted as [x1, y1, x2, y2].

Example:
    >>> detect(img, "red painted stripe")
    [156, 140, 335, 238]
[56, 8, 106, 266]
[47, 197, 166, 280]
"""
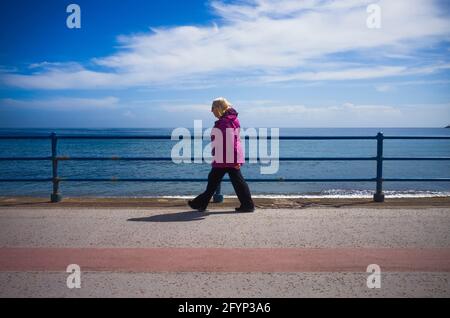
[0, 248, 449, 273]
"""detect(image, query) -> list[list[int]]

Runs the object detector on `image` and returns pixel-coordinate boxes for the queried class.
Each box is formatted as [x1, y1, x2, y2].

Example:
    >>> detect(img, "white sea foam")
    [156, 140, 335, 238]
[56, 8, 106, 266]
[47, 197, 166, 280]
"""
[118, 189, 450, 199]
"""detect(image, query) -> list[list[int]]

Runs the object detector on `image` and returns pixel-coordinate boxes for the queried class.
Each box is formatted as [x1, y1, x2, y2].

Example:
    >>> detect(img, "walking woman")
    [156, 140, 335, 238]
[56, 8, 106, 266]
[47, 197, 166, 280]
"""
[188, 98, 255, 213]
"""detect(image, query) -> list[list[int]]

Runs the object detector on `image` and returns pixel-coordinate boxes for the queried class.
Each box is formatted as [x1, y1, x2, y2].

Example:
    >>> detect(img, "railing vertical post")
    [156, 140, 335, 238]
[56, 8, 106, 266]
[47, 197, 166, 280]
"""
[213, 183, 224, 203]
[50, 132, 62, 203]
[373, 132, 385, 202]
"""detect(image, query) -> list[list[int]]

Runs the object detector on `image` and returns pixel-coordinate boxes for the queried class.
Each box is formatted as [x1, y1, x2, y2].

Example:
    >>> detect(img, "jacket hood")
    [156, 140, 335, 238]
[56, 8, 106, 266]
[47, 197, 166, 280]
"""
[221, 108, 238, 121]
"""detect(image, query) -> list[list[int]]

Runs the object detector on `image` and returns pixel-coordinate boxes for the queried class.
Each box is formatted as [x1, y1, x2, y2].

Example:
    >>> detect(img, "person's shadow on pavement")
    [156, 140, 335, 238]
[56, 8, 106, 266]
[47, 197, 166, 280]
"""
[127, 210, 243, 223]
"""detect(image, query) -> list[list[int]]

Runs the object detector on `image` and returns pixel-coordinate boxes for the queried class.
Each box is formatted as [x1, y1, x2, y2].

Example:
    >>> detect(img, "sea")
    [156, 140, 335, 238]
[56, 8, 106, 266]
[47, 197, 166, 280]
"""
[0, 128, 449, 198]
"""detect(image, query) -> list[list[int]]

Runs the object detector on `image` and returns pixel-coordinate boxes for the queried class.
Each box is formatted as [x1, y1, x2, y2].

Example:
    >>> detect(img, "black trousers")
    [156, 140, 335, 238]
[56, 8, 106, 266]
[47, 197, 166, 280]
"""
[191, 167, 254, 209]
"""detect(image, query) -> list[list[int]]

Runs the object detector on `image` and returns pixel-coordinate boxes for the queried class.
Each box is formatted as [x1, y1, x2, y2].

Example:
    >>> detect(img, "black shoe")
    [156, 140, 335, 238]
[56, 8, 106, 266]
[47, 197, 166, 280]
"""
[188, 200, 207, 212]
[235, 206, 255, 213]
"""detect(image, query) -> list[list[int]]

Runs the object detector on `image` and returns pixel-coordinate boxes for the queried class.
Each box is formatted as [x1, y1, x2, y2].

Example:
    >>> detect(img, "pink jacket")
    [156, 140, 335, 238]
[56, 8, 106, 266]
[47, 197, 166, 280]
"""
[211, 108, 244, 168]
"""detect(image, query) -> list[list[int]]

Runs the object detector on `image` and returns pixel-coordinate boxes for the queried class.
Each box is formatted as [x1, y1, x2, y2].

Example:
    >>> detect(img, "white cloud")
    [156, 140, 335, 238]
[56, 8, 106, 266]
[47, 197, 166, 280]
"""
[200, 98, 448, 127]
[243, 102, 401, 116]
[1, 0, 450, 90]
[0, 96, 120, 110]
[375, 84, 394, 92]
[161, 104, 210, 113]
[123, 110, 136, 118]
[237, 101, 449, 127]
[28, 61, 75, 70]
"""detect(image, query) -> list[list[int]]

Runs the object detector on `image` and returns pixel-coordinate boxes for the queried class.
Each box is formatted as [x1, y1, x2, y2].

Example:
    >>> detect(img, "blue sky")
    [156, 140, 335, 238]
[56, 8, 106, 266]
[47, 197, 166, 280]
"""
[0, 0, 449, 128]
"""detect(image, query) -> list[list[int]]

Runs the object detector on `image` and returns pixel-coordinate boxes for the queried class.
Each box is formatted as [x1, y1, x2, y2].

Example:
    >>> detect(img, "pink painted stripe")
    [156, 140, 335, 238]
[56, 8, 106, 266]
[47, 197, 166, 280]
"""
[0, 248, 449, 273]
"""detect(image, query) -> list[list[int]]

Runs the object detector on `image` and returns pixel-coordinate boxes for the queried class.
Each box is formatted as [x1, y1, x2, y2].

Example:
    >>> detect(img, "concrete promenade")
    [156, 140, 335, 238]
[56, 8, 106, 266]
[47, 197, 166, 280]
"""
[0, 197, 449, 297]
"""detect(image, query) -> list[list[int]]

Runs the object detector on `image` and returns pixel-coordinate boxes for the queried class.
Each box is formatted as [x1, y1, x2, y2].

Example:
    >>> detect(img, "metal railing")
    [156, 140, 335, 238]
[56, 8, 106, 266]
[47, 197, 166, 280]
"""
[1, 132, 450, 203]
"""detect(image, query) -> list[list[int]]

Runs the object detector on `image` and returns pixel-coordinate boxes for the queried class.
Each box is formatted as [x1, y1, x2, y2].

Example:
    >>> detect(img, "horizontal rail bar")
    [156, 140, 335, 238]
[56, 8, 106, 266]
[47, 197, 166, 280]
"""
[4, 178, 375, 182]
[0, 136, 51, 140]
[53, 156, 450, 161]
[277, 157, 375, 161]
[56, 135, 380, 140]
[0, 179, 52, 182]
[384, 136, 450, 140]
[383, 157, 450, 161]
[55, 178, 450, 182]
[2, 156, 450, 162]
[1, 156, 449, 162]
[0, 157, 51, 161]
[1, 135, 449, 140]
[383, 178, 450, 182]
[2, 178, 449, 183]
[57, 135, 174, 140]
[52, 157, 377, 161]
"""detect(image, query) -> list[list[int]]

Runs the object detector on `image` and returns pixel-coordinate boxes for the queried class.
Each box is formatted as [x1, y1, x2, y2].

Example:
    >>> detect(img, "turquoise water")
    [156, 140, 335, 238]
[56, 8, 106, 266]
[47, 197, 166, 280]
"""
[0, 128, 449, 198]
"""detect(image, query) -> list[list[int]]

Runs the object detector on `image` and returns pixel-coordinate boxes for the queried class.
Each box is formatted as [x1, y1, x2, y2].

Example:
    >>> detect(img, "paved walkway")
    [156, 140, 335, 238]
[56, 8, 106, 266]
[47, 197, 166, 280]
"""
[0, 206, 449, 297]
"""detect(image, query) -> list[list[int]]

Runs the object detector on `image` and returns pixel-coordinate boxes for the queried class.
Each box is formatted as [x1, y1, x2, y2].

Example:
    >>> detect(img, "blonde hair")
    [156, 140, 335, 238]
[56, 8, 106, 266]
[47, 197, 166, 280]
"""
[212, 97, 232, 117]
